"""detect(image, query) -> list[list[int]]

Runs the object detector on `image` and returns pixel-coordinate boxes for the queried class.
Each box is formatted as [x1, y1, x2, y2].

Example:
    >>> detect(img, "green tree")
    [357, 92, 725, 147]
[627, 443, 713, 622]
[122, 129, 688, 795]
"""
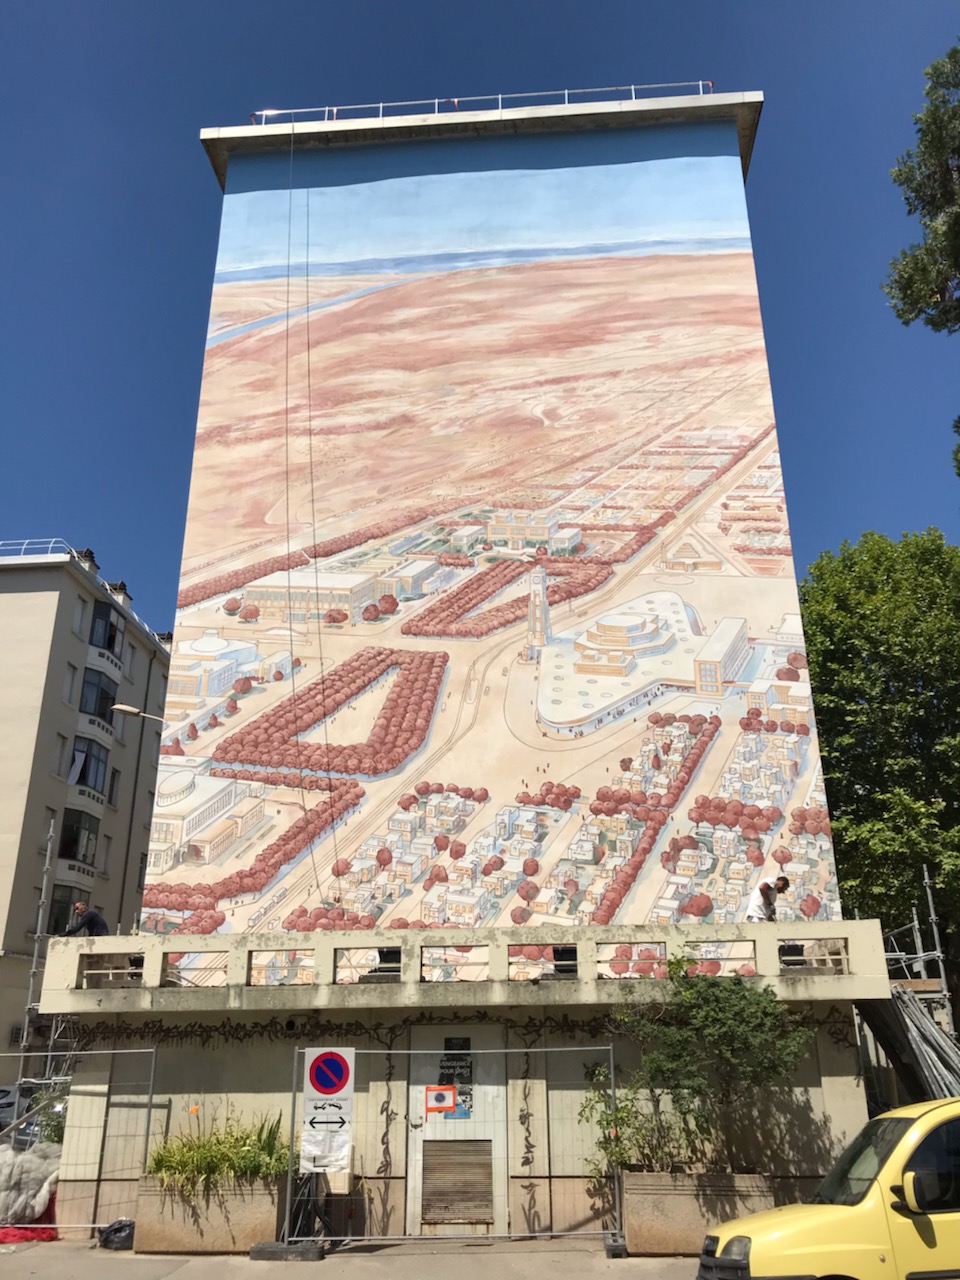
[580, 969, 810, 1171]
[799, 530, 960, 934]
[883, 41, 960, 471]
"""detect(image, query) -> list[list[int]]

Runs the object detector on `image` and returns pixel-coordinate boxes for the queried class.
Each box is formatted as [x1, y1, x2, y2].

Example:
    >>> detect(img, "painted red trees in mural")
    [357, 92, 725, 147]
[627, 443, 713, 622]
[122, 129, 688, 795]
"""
[516, 780, 582, 811]
[400, 559, 611, 638]
[687, 797, 783, 836]
[210, 646, 448, 777]
[176, 505, 446, 609]
[142, 776, 365, 928]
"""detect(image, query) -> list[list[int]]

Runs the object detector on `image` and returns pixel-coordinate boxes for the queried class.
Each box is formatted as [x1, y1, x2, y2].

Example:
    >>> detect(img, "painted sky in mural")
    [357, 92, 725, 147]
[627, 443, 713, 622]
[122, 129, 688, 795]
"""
[144, 122, 839, 974]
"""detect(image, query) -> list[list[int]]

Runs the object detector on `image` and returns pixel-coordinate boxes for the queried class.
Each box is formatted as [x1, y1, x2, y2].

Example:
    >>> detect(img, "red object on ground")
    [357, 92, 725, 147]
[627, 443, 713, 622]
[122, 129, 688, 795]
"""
[0, 1191, 57, 1241]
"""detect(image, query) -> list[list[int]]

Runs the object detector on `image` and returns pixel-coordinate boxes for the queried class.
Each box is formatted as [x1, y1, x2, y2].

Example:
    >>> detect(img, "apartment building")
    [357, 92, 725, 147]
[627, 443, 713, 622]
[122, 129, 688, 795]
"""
[0, 540, 169, 1055]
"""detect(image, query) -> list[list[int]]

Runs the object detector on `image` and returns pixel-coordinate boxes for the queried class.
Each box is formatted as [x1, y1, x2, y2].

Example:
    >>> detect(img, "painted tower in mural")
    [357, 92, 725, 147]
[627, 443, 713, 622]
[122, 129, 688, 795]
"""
[141, 89, 838, 954]
[526, 567, 551, 661]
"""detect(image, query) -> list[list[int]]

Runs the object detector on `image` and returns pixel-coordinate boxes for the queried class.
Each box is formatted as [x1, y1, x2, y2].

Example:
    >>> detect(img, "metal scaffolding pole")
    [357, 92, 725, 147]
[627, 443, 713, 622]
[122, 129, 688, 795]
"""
[18, 818, 55, 1085]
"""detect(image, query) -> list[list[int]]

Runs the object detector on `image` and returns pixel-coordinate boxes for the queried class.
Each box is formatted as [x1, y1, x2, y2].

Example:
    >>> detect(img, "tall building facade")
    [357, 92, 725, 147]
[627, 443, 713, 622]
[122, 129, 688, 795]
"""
[0, 541, 169, 1057]
[39, 91, 883, 1245]
[143, 89, 839, 939]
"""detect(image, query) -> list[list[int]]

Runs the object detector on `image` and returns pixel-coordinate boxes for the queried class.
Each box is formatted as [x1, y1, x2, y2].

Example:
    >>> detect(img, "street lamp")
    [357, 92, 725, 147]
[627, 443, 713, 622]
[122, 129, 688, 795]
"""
[111, 703, 166, 723]
[111, 702, 166, 931]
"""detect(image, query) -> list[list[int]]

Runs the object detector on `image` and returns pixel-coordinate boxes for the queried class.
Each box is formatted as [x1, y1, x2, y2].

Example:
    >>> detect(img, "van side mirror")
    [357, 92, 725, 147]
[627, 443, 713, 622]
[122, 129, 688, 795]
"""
[902, 1170, 927, 1215]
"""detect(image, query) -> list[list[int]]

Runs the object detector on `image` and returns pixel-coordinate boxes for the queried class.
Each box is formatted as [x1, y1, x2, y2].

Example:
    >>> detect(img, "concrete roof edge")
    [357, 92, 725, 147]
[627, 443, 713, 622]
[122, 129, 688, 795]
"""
[200, 90, 764, 191]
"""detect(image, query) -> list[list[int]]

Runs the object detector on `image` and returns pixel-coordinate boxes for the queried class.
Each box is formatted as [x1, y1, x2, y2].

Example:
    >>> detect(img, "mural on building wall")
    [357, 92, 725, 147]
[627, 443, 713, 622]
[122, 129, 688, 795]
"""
[143, 122, 839, 971]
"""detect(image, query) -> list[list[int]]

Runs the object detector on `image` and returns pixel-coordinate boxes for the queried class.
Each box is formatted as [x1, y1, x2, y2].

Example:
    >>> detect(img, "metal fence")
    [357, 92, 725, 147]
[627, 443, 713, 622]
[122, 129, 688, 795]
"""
[282, 1043, 620, 1246]
[0, 1049, 155, 1235]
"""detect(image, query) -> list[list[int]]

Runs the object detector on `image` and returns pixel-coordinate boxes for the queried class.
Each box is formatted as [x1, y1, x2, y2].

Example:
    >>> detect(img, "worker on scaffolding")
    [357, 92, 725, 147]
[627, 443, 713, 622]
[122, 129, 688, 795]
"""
[746, 875, 789, 923]
[62, 901, 109, 937]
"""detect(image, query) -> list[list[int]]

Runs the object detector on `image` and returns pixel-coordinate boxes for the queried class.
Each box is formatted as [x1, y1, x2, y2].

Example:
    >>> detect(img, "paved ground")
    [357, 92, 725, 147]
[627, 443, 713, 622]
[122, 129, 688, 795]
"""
[0, 1239, 695, 1279]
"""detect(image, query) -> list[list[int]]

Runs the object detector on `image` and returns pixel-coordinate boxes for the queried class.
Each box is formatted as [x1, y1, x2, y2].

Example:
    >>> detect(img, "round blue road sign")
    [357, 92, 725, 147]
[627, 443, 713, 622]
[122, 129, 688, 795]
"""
[309, 1051, 350, 1095]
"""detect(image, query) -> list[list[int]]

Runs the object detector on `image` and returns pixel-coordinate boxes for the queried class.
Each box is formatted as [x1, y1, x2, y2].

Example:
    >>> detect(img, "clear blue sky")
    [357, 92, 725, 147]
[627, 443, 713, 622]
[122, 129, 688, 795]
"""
[2, 1, 957, 629]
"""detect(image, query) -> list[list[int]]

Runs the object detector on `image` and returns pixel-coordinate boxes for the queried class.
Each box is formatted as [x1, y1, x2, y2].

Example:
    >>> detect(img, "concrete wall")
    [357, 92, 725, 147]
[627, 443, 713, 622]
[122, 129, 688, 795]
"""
[56, 1000, 865, 1236]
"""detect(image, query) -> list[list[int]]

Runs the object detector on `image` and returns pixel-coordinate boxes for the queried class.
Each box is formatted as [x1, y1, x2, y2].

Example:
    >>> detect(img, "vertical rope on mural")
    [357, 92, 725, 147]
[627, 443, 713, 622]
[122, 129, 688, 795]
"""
[281, 121, 322, 895]
[302, 182, 346, 906]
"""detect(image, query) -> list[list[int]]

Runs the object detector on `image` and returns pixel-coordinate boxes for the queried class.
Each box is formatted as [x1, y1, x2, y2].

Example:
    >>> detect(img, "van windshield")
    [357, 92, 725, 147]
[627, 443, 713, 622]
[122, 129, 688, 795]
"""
[814, 1117, 912, 1206]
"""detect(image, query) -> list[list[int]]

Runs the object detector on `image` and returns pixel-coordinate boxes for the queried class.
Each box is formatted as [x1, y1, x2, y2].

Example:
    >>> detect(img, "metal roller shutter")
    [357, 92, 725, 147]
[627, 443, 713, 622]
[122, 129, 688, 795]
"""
[421, 1139, 494, 1223]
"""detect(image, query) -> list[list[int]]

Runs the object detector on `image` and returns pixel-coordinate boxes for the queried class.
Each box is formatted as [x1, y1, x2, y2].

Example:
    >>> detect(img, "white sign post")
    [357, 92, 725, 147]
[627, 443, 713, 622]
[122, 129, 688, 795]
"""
[300, 1047, 355, 1174]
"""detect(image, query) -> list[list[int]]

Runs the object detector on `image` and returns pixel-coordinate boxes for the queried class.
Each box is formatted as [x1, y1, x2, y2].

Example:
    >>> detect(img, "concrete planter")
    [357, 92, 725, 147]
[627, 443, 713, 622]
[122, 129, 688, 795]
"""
[621, 1170, 774, 1256]
[134, 1175, 285, 1253]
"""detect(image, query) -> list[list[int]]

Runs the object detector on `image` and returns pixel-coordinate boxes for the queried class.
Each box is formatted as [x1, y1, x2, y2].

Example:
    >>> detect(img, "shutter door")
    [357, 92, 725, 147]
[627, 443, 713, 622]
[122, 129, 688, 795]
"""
[421, 1140, 494, 1223]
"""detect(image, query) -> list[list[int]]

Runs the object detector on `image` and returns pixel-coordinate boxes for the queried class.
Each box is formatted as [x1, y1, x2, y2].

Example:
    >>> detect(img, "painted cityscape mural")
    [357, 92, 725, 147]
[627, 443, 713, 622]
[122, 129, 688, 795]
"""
[143, 121, 840, 971]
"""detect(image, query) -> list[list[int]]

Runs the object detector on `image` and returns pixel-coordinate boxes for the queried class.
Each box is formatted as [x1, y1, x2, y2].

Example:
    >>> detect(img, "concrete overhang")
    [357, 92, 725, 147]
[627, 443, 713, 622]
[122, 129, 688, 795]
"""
[41, 919, 890, 1019]
[200, 91, 764, 192]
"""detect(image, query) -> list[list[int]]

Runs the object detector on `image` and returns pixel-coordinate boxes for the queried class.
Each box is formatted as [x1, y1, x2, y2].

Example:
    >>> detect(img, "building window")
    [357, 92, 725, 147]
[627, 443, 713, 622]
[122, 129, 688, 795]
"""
[137, 853, 148, 891]
[58, 809, 99, 867]
[108, 768, 121, 807]
[49, 884, 86, 936]
[63, 662, 78, 705]
[71, 737, 109, 793]
[101, 834, 112, 872]
[145, 790, 155, 829]
[52, 733, 69, 778]
[113, 711, 126, 744]
[89, 600, 126, 658]
[73, 595, 89, 636]
[124, 640, 137, 680]
[79, 668, 118, 723]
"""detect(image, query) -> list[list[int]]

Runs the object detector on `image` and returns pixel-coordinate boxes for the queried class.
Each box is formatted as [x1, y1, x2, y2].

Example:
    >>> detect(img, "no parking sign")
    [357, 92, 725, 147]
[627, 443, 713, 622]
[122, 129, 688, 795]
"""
[301, 1047, 355, 1173]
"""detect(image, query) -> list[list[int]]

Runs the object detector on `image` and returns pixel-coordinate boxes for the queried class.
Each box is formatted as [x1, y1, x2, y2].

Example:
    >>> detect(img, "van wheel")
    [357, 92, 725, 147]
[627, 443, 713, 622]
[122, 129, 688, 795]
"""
[819, 1274, 860, 1280]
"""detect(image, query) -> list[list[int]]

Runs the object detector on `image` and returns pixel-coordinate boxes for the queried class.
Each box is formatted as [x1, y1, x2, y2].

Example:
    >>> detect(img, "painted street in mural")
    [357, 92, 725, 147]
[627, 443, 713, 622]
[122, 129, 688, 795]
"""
[142, 130, 839, 981]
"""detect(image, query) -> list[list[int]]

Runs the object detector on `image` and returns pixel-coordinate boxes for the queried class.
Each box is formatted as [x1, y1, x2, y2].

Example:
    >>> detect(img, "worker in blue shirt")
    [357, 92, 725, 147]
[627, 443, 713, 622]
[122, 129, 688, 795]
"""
[62, 902, 109, 937]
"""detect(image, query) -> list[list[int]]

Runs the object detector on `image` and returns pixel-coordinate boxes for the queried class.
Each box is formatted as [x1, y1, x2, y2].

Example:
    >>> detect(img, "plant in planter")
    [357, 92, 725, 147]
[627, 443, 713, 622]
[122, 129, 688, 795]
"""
[580, 963, 812, 1255]
[146, 1110, 288, 1195]
[137, 1107, 290, 1253]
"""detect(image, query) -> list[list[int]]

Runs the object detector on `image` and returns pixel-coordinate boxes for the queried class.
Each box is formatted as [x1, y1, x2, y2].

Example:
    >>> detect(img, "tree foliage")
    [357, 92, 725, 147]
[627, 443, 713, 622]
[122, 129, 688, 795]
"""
[799, 529, 960, 930]
[580, 969, 810, 1171]
[884, 42, 960, 474]
[884, 41, 960, 335]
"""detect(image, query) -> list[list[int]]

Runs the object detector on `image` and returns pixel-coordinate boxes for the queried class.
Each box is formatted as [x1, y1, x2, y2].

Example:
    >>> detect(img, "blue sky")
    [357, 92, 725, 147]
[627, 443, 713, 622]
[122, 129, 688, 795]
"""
[2, 2, 958, 628]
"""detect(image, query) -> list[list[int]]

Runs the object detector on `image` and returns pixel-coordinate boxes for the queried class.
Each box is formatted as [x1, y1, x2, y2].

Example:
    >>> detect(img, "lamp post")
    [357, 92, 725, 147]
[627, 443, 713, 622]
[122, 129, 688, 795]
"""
[111, 704, 166, 724]
[111, 695, 164, 931]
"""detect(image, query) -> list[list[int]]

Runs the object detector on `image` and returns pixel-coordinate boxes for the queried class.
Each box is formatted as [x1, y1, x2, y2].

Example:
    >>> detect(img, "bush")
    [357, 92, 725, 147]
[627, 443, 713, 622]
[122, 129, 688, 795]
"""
[580, 965, 811, 1171]
[146, 1108, 288, 1196]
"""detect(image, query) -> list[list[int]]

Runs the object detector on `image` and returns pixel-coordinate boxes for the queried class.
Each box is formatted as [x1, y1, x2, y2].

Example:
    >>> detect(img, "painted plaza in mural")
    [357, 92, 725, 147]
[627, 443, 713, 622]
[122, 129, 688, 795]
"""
[143, 104, 839, 978]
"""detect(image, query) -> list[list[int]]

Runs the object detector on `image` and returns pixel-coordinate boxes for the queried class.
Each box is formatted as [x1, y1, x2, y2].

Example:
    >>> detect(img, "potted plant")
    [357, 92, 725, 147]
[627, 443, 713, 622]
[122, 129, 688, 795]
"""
[136, 1106, 289, 1253]
[580, 962, 811, 1256]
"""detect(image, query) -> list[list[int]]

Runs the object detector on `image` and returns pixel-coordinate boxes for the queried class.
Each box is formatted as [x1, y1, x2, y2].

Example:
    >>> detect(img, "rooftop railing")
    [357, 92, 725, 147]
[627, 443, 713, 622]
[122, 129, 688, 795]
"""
[0, 538, 75, 559]
[0, 539, 165, 645]
[250, 81, 715, 127]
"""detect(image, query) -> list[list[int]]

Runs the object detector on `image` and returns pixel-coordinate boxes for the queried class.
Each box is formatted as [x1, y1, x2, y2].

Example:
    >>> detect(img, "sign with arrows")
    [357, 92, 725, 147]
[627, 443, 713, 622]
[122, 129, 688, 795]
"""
[301, 1047, 355, 1173]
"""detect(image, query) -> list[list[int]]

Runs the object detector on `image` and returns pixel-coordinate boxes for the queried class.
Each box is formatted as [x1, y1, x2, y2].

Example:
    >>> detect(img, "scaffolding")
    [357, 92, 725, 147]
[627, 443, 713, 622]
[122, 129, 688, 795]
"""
[856, 866, 959, 1112]
[16, 819, 78, 1102]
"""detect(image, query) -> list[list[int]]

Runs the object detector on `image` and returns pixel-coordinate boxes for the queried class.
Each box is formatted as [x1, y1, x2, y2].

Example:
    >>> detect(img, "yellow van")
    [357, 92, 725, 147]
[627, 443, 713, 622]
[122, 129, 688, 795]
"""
[697, 1096, 960, 1279]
